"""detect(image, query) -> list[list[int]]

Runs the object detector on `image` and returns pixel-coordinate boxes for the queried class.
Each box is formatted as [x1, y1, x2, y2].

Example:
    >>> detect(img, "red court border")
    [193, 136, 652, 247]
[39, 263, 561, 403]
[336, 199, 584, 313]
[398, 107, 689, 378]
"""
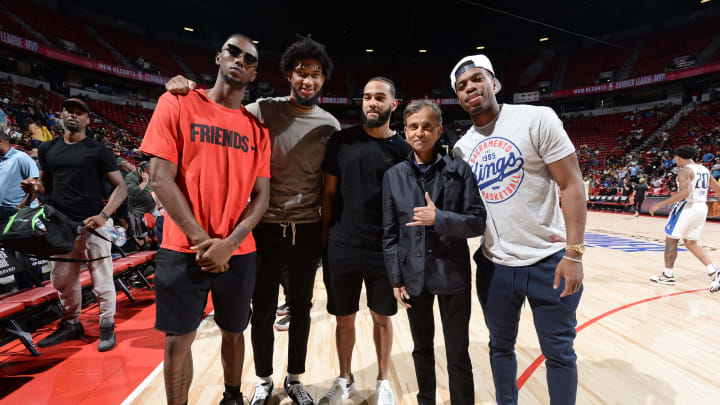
[517, 288, 705, 389]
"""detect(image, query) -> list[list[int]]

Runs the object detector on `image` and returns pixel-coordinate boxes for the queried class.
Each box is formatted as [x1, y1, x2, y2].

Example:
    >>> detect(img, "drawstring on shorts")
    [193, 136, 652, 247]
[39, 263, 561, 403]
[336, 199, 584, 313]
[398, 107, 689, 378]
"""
[279, 221, 297, 245]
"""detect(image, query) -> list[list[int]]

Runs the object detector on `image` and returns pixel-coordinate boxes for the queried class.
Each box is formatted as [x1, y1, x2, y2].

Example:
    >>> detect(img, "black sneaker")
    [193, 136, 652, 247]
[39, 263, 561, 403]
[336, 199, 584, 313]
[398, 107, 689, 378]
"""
[284, 377, 314, 405]
[98, 323, 116, 352]
[219, 391, 245, 405]
[37, 320, 84, 348]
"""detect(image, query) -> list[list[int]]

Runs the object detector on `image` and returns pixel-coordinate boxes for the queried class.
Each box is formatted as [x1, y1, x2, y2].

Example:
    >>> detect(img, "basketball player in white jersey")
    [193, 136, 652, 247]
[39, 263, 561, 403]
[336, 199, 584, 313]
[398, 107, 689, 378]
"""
[649, 145, 720, 292]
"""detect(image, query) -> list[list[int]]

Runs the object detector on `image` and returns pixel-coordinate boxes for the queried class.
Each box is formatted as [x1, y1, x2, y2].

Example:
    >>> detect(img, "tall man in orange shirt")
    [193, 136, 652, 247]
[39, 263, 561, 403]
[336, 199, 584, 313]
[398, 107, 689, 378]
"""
[140, 34, 271, 405]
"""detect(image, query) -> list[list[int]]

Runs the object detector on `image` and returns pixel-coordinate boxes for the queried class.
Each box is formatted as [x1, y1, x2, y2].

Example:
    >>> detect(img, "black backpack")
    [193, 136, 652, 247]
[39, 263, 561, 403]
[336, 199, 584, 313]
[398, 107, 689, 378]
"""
[0, 205, 125, 261]
[0, 205, 77, 256]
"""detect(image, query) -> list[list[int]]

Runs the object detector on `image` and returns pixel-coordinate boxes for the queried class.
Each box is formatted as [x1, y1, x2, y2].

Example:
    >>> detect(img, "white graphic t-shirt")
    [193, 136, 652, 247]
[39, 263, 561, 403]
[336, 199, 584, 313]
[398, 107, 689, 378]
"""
[453, 104, 576, 266]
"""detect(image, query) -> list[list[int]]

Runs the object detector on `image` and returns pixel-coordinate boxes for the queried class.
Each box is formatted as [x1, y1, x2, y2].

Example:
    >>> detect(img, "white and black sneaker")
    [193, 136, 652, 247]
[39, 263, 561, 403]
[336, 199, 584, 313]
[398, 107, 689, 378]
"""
[284, 377, 314, 405]
[318, 376, 356, 405]
[650, 272, 676, 285]
[274, 314, 290, 331]
[709, 267, 720, 293]
[276, 302, 290, 316]
[250, 381, 273, 405]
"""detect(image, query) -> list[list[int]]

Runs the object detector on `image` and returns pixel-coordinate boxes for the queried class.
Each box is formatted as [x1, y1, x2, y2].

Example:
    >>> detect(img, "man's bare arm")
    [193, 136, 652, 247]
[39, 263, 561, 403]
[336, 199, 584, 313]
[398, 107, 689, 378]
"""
[547, 152, 586, 297]
[150, 157, 209, 245]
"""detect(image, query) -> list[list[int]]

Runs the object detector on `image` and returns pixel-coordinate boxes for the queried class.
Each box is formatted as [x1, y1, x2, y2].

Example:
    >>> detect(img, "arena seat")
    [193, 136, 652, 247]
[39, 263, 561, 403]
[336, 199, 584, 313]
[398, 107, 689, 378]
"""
[0, 301, 40, 356]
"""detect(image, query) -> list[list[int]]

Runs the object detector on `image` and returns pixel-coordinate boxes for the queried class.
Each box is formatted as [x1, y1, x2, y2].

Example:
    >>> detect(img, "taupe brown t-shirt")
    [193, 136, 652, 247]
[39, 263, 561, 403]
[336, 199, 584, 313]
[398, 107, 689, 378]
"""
[246, 97, 341, 223]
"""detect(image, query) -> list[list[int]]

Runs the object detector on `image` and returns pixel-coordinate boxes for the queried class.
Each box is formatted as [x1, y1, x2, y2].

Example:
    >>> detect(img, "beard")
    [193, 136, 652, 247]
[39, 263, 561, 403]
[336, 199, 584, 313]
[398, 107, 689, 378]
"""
[291, 86, 322, 107]
[64, 120, 80, 132]
[361, 107, 392, 128]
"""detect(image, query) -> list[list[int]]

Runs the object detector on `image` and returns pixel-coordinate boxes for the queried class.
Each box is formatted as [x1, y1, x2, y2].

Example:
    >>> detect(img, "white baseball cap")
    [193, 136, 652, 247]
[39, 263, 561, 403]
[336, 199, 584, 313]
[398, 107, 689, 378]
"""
[450, 54, 495, 93]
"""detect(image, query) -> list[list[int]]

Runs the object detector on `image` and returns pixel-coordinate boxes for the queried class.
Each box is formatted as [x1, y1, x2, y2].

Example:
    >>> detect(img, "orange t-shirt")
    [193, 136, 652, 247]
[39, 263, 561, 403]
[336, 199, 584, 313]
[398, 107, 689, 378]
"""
[140, 90, 271, 255]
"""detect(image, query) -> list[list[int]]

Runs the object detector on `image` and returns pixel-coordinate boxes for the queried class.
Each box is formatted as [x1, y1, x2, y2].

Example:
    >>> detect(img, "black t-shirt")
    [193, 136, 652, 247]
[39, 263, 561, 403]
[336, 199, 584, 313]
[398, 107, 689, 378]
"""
[38, 136, 118, 221]
[622, 183, 634, 196]
[322, 126, 411, 250]
[634, 183, 648, 200]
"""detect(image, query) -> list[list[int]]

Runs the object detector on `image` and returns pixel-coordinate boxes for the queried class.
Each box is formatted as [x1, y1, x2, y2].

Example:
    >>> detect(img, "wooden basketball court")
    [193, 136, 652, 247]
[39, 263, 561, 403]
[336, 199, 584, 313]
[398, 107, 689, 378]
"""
[125, 211, 720, 404]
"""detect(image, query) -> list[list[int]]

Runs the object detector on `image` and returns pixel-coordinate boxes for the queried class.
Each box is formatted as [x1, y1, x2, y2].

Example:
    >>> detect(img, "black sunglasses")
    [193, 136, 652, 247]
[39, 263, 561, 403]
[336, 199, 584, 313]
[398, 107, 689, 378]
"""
[222, 44, 258, 66]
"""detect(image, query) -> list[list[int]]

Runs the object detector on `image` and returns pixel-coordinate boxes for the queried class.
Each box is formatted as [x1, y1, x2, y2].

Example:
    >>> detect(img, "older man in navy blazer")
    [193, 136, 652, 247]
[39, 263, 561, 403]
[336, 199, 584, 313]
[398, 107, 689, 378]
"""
[382, 99, 486, 405]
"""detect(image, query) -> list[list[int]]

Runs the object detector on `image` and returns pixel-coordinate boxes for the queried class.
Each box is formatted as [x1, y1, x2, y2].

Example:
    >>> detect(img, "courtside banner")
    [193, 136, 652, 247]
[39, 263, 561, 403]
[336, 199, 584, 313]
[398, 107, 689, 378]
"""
[0, 31, 169, 85]
[409, 98, 461, 105]
[318, 97, 350, 104]
[548, 61, 720, 99]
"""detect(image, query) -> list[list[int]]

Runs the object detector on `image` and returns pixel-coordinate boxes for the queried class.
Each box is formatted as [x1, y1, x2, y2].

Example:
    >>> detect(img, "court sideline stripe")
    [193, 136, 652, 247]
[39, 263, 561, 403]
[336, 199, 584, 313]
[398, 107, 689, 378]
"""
[120, 311, 215, 405]
[517, 288, 705, 389]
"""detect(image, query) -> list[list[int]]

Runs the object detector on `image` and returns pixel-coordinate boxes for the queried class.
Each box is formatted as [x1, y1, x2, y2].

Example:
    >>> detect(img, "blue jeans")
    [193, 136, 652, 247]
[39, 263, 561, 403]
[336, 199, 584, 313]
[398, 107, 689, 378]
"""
[475, 250, 582, 405]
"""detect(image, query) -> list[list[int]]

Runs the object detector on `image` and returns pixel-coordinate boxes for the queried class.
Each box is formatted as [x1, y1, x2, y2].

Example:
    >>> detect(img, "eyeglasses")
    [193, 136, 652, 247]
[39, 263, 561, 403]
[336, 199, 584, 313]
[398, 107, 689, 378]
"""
[222, 44, 258, 66]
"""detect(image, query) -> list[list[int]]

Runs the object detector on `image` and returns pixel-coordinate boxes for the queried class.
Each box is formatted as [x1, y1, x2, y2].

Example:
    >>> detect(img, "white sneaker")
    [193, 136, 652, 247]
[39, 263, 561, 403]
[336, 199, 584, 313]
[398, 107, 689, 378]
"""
[650, 272, 676, 285]
[374, 380, 395, 405]
[709, 268, 720, 293]
[249, 381, 273, 405]
[318, 376, 356, 405]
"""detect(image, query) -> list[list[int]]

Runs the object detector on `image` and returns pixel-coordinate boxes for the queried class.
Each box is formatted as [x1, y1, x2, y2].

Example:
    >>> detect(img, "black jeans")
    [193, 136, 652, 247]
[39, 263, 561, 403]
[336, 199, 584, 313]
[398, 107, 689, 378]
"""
[634, 196, 645, 213]
[251, 222, 321, 376]
[407, 288, 474, 405]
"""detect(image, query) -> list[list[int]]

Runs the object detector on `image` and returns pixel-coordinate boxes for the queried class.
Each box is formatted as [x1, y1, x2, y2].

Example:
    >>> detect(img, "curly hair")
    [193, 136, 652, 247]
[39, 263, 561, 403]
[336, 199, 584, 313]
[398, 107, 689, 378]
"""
[675, 145, 697, 160]
[280, 35, 334, 79]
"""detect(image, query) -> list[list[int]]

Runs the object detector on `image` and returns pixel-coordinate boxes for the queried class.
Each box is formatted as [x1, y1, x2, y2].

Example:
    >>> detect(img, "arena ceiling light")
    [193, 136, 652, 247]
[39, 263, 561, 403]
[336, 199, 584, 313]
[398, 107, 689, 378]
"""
[252, 40, 259, 44]
[539, 37, 549, 42]
[701, 0, 711, 3]
[183, 27, 194, 32]
[476, 46, 485, 50]
[419, 49, 427, 53]
[366, 49, 374, 53]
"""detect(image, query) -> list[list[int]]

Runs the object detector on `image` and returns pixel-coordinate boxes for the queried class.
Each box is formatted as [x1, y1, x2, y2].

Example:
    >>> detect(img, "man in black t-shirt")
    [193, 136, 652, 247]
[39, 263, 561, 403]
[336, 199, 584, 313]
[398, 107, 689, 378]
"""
[21, 98, 127, 352]
[319, 78, 409, 405]
[633, 177, 649, 217]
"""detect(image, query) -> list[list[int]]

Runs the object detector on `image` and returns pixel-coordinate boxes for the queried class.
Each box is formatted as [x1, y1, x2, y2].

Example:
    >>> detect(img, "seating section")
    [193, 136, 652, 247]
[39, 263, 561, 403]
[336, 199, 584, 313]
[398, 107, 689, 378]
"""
[173, 45, 216, 77]
[3, 0, 720, 94]
[3, 0, 121, 65]
[86, 99, 152, 138]
[0, 10, 40, 40]
[88, 24, 183, 76]
[667, 101, 720, 149]
[563, 42, 632, 89]
[565, 105, 678, 170]
[631, 19, 718, 77]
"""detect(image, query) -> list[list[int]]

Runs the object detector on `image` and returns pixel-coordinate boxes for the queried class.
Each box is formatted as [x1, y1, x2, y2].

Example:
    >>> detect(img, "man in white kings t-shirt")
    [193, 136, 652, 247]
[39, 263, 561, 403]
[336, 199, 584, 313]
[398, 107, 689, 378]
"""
[450, 54, 586, 405]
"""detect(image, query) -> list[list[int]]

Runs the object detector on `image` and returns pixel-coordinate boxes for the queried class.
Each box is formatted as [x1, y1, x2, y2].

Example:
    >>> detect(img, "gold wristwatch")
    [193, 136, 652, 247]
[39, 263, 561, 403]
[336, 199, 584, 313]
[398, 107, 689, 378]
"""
[565, 244, 585, 255]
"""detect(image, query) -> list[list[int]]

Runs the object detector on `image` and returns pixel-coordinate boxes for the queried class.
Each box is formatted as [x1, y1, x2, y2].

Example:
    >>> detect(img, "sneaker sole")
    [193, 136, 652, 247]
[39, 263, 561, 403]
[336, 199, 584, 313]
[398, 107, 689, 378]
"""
[274, 325, 289, 331]
[650, 278, 676, 285]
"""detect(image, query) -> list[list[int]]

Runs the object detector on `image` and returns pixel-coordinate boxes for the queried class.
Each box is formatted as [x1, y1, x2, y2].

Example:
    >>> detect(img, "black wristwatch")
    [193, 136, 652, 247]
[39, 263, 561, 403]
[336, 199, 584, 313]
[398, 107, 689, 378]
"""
[100, 212, 110, 220]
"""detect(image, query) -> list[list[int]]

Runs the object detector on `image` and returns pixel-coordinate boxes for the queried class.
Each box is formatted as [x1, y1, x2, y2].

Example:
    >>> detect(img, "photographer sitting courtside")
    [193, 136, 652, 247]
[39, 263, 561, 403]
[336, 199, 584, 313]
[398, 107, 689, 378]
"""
[21, 98, 127, 352]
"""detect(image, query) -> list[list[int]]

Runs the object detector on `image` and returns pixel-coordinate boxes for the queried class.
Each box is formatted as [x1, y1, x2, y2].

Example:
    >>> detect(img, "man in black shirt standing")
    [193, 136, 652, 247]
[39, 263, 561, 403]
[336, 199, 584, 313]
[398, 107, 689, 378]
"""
[633, 177, 649, 217]
[320, 78, 409, 405]
[21, 98, 127, 352]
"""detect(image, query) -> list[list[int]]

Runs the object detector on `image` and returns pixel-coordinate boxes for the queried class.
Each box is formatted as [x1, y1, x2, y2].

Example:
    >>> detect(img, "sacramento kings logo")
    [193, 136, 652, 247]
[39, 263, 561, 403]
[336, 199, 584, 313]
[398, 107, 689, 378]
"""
[467, 137, 525, 204]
